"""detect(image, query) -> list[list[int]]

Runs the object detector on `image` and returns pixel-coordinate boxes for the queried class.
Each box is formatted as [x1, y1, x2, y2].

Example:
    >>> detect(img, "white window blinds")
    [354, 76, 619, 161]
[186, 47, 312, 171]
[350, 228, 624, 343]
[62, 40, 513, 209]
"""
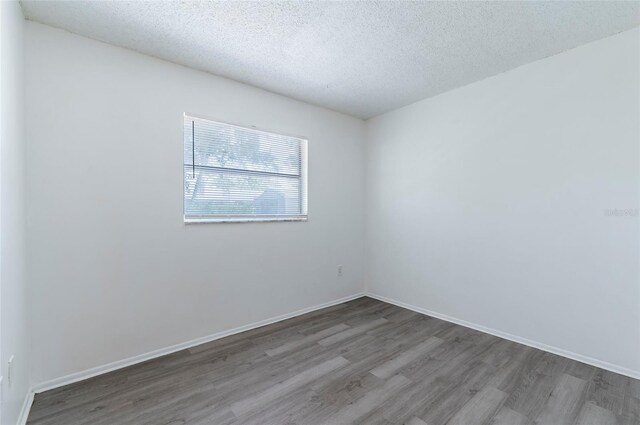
[183, 115, 308, 222]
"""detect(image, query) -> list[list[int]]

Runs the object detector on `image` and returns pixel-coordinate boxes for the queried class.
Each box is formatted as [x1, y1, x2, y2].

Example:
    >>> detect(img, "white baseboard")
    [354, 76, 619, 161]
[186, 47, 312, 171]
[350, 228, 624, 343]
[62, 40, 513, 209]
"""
[31, 292, 365, 395]
[17, 390, 34, 425]
[365, 292, 640, 380]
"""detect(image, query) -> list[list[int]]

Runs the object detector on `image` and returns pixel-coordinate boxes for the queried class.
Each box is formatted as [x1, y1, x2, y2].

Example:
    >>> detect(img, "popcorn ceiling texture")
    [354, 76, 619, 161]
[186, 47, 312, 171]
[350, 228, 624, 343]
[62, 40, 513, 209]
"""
[21, 1, 640, 119]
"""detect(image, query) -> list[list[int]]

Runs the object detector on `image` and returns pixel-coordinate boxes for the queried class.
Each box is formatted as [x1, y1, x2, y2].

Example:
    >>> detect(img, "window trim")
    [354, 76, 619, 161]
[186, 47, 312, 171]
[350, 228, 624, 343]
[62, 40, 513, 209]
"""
[184, 216, 308, 224]
[183, 113, 308, 224]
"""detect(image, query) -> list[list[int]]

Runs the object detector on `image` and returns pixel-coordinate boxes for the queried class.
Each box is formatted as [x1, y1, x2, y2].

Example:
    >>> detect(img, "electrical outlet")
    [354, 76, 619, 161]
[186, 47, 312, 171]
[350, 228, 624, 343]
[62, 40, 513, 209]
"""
[7, 355, 14, 387]
[337, 265, 343, 277]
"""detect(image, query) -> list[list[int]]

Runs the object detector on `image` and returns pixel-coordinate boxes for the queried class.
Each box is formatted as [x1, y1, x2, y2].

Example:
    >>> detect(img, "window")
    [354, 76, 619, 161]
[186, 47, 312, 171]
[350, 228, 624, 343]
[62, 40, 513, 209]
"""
[183, 115, 308, 222]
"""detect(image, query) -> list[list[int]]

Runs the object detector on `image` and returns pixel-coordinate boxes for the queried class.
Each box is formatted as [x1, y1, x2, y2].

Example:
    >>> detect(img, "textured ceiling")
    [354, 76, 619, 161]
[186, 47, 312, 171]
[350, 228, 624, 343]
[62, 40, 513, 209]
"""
[21, 1, 640, 119]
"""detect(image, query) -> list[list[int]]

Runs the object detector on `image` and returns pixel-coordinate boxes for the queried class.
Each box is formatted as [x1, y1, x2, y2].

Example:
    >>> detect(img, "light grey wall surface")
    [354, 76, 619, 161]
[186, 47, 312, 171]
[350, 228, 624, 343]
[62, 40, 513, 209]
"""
[365, 28, 640, 376]
[25, 22, 365, 386]
[0, 1, 30, 423]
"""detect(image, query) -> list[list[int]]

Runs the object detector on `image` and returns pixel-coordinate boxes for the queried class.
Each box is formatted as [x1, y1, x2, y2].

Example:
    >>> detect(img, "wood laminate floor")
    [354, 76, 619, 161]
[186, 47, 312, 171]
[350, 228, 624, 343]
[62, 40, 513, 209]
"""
[28, 297, 640, 425]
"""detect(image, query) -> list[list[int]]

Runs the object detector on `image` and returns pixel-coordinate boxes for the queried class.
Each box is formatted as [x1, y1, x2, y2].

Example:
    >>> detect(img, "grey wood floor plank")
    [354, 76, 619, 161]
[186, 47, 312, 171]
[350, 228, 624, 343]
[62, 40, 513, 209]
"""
[27, 297, 640, 425]
[317, 317, 388, 346]
[480, 338, 524, 370]
[340, 316, 443, 366]
[363, 372, 445, 423]
[398, 336, 474, 383]
[371, 337, 443, 379]
[326, 374, 412, 424]
[406, 361, 499, 425]
[575, 402, 619, 425]
[264, 323, 349, 356]
[489, 406, 530, 425]
[233, 387, 318, 425]
[584, 369, 628, 415]
[621, 396, 640, 425]
[406, 417, 429, 425]
[269, 369, 385, 425]
[445, 385, 507, 425]
[229, 355, 349, 417]
[358, 412, 396, 425]
[504, 351, 570, 419]
[534, 373, 587, 425]
[488, 345, 543, 392]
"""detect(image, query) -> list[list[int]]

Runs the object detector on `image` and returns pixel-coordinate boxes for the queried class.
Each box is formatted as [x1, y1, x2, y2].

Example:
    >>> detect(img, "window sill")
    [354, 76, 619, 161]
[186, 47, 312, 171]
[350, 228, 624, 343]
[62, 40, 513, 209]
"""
[184, 216, 308, 224]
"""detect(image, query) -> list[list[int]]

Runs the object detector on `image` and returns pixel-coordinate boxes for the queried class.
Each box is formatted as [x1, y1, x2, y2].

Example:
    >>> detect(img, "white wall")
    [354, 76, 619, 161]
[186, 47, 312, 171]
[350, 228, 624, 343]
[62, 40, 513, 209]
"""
[365, 28, 640, 376]
[0, 1, 30, 423]
[25, 22, 365, 386]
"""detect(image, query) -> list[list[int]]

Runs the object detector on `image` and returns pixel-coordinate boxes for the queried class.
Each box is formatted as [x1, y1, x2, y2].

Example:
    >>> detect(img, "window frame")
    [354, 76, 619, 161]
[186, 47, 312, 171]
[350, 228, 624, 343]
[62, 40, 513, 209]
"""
[183, 113, 308, 224]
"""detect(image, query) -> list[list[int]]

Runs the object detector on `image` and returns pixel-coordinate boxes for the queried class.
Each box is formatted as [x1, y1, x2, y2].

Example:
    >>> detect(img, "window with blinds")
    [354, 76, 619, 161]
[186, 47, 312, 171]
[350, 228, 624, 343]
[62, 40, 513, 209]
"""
[183, 115, 308, 222]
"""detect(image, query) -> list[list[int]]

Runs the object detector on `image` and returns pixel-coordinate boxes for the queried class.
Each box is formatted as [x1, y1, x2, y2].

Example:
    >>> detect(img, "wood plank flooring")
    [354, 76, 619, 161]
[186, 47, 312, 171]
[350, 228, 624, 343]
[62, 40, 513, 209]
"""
[27, 297, 640, 424]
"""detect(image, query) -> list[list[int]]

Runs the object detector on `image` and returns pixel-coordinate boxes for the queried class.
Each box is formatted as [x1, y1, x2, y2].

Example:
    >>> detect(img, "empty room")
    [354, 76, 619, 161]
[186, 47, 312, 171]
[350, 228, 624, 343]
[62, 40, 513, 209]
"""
[1, 0, 639, 424]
